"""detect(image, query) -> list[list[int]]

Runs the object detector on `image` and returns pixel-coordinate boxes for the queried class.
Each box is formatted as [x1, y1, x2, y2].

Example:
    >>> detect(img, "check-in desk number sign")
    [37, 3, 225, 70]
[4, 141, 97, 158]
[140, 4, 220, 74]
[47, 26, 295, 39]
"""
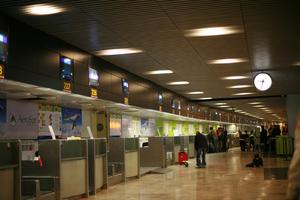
[91, 88, 98, 98]
[63, 81, 72, 93]
[0, 64, 4, 79]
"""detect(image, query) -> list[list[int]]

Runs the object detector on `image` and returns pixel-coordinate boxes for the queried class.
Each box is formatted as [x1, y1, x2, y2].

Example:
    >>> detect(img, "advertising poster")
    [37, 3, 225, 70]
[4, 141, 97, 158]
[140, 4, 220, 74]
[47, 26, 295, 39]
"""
[110, 114, 122, 137]
[61, 107, 82, 137]
[0, 99, 6, 136]
[38, 104, 62, 136]
[6, 100, 38, 138]
[141, 118, 149, 136]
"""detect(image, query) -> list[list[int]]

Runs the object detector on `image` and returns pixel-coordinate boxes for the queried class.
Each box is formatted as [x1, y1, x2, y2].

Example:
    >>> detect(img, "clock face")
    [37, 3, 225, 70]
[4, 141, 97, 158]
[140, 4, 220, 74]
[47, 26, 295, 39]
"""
[254, 73, 272, 91]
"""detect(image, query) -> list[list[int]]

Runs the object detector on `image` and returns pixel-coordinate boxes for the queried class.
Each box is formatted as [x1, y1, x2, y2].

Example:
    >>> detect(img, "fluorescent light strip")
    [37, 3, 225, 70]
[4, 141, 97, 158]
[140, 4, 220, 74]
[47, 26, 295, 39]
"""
[249, 102, 263, 105]
[97, 48, 143, 56]
[24, 4, 64, 15]
[227, 85, 252, 89]
[186, 91, 204, 95]
[215, 102, 227, 105]
[184, 26, 242, 37]
[233, 92, 254, 96]
[207, 58, 248, 64]
[145, 70, 173, 75]
[222, 76, 249, 80]
[197, 97, 213, 100]
[219, 105, 230, 108]
[253, 105, 264, 108]
[167, 81, 189, 85]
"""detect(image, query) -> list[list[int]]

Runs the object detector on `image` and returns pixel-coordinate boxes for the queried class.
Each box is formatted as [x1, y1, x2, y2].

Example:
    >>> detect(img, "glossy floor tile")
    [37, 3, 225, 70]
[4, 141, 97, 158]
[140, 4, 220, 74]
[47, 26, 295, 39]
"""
[86, 148, 290, 200]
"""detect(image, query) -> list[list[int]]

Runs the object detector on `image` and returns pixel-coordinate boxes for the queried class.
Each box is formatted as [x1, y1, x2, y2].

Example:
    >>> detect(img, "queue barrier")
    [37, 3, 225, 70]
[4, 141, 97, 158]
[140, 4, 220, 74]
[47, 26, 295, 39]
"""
[0, 140, 21, 200]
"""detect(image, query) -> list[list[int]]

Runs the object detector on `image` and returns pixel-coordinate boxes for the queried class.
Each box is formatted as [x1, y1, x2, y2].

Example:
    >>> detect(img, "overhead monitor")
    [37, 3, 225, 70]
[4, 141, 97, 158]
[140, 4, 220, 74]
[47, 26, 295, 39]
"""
[158, 92, 163, 105]
[60, 56, 74, 81]
[89, 67, 99, 87]
[122, 79, 129, 97]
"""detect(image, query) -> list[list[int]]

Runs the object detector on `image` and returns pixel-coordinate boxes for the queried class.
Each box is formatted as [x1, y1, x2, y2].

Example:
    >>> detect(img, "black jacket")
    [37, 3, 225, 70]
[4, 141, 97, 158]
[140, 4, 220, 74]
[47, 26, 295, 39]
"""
[194, 133, 208, 150]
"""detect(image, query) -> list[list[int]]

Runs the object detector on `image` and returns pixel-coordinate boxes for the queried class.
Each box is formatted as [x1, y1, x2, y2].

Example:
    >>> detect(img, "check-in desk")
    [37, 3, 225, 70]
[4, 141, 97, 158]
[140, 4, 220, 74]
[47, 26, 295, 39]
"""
[22, 140, 89, 200]
[188, 136, 195, 158]
[173, 136, 181, 163]
[140, 137, 165, 174]
[124, 138, 140, 179]
[88, 138, 107, 195]
[0, 140, 21, 200]
[164, 137, 175, 166]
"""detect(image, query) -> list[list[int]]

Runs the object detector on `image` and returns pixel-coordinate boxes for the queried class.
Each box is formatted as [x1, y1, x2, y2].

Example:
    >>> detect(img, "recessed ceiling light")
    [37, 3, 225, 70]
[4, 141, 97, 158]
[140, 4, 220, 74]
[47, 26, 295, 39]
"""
[253, 105, 264, 108]
[186, 91, 204, 95]
[145, 70, 173, 75]
[292, 62, 300, 66]
[227, 85, 253, 89]
[249, 102, 263, 105]
[24, 4, 64, 15]
[197, 97, 213, 100]
[167, 81, 189, 85]
[207, 58, 248, 64]
[96, 48, 143, 56]
[235, 110, 242, 112]
[233, 92, 254, 96]
[219, 105, 230, 108]
[215, 102, 227, 105]
[259, 108, 268, 110]
[184, 26, 242, 37]
[222, 76, 249, 80]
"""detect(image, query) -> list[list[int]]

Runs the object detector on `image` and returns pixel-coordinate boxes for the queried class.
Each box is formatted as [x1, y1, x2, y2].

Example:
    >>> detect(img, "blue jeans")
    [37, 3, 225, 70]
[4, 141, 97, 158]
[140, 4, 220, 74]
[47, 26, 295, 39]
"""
[196, 148, 207, 166]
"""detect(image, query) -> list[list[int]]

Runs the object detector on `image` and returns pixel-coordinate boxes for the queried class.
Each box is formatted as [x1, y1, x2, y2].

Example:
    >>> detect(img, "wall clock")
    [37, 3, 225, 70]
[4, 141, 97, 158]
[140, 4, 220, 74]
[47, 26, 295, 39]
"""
[254, 73, 272, 91]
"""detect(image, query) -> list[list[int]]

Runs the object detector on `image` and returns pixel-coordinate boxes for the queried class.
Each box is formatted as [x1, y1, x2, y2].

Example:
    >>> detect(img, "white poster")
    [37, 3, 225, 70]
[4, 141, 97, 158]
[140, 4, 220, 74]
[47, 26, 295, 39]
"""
[6, 100, 38, 138]
[38, 104, 62, 136]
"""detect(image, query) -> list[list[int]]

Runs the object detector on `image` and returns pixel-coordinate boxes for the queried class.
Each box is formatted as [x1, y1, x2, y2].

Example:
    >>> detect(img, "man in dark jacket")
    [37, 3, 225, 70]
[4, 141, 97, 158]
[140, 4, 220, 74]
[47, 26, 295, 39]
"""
[260, 126, 268, 153]
[194, 131, 208, 167]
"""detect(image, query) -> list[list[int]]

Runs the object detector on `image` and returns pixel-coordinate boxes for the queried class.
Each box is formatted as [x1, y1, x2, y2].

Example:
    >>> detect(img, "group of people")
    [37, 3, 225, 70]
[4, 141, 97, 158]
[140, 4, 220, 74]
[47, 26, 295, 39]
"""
[194, 127, 229, 168]
[207, 127, 228, 153]
[239, 125, 282, 154]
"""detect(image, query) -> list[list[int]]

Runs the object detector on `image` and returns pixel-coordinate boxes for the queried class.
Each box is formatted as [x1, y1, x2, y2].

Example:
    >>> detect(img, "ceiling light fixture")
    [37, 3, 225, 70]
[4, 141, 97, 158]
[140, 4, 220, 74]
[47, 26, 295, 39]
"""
[207, 58, 248, 64]
[145, 70, 173, 75]
[233, 92, 254, 96]
[219, 105, 230, 108]
[222, 76, 249, 80]
[215, 102, 227, 105]
[254, 105, 264, 108]
[184, 26, 242, 37]
[96, 48, 143, 56]
[227, 85, 253, 89]
[167, 81, 189, 85]
[249, 102, 263, 105]
[24, 4, 64, 15]
[197, 97, 213, 100]
[186, 91, 204, 95]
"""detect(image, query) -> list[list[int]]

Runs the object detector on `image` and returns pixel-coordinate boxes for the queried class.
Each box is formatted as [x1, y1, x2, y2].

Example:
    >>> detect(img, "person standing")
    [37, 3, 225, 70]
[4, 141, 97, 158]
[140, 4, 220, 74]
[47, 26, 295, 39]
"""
[207, 127, 215, 152]
[222, 128, 228, 152]
[260, 126, 268, 153]
[194, 131, 208, 168]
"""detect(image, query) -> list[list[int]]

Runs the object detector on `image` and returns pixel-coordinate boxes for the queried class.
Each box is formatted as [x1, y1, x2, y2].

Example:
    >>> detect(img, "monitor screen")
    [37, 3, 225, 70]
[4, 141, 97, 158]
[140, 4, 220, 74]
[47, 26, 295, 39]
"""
[0, 33, 8, 63]
[60, 56, 74, 81]
[122, 79, 129, 97]
[158, 92, 163, 105]
[89, 67, 99, 87]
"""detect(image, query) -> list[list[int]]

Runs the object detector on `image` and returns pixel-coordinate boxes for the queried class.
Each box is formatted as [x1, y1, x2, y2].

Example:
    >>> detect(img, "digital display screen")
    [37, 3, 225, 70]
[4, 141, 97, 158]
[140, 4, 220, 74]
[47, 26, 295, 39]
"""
[60, 56, 74, 81]
[89, 67, 99, 87]
[122, 79, 129, 97]
[0, 33, 7, 64]
[158, 92, 163, 105]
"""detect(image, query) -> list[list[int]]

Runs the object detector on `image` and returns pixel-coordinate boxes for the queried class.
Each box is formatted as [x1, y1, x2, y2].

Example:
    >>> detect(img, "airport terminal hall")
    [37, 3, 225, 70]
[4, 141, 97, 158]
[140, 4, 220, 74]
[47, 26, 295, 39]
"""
[1, 1, 300, 200]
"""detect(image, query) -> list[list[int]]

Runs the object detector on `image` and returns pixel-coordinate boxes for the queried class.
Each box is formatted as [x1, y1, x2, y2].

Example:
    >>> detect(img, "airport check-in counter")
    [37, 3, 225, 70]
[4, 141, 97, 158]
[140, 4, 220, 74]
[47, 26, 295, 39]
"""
[124, 138, 140, 178]
[164, 137, 175, 166]
[188, 136, 195, 158]
[140, 137, 166, 172]
[0, 140, 21, 200]
[22, 139, 89, 200]
[88, 138, 107, 195]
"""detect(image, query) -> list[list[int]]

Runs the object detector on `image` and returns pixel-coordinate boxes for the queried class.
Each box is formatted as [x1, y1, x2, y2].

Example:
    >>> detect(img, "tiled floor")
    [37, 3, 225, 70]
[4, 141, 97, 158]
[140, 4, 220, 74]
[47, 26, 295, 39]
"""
[86, 148, 290, 200]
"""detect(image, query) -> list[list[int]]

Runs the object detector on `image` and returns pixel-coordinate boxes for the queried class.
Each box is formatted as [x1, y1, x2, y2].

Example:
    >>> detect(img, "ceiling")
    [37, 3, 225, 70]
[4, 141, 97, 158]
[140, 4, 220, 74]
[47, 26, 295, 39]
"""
[1, 0, 299, 121]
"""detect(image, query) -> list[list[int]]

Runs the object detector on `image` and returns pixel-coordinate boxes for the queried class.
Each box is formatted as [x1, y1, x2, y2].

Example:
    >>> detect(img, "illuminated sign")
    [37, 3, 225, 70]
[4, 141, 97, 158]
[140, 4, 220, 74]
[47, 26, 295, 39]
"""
[89, 67, 99, 87]
[158, 92, 163, 105]
[0, 64, 4, 79]
[0, 34, 7, 44]
[60, 56, 74, 81]
[122, 79, 129, 97]
[91, 88, 98, 98]
[63, 81, 72, 93]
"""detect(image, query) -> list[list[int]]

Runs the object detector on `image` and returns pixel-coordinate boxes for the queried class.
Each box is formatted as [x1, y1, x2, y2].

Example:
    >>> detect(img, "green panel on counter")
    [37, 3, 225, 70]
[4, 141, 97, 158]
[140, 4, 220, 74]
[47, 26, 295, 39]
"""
[182, 122, 189, 136]
[156, 119, 164, 136]
[61, 140, 86, 159]
[125, 138, 139, 151]
[0, 141, 19, 167]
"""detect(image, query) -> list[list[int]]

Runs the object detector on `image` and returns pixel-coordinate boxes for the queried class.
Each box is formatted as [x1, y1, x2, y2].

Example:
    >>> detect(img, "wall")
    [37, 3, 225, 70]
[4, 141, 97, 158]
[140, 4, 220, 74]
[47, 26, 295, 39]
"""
[286, 94, 300, 137]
